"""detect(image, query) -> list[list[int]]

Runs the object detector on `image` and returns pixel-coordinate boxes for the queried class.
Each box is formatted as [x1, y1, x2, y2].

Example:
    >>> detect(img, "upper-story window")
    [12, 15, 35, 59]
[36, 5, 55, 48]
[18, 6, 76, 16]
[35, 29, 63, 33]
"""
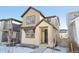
[26, 15, 36, 24]
[4, 21, 11, 29]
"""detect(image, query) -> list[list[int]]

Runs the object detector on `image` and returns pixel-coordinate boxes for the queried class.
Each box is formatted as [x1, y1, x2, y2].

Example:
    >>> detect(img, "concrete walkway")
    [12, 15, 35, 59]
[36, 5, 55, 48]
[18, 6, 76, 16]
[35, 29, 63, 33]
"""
[31, 46, 69, 53]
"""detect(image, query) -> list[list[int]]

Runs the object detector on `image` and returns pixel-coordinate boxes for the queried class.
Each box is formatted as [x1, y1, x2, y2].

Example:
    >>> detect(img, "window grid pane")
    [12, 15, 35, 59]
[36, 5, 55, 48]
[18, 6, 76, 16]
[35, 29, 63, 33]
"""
[25, 29, 35, 38]
[26, 15, 36, 24]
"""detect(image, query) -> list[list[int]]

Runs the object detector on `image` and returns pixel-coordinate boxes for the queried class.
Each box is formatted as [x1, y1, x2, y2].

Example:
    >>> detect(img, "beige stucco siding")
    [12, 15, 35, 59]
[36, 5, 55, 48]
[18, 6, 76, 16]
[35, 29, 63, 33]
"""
[22, 8, 44, 27]
[21, 29, 36, 45]
[35, 26, 41, 45]
[50, 17, 59, 30]
[35, 21, 55, 47]
[21, 20, 59, 47]
[48, 26, 55, 47]
[21, 8, 45, 46]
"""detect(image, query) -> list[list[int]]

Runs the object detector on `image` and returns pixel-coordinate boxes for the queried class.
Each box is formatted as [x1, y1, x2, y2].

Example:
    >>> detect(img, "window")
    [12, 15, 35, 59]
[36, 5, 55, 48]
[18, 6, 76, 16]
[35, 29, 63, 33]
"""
[47, 18, 51, 22]
[26, 15, 36, 24]
[4, 21, 12, 29]
[2, 31, 8, 42]
[25, 29, 35, 38]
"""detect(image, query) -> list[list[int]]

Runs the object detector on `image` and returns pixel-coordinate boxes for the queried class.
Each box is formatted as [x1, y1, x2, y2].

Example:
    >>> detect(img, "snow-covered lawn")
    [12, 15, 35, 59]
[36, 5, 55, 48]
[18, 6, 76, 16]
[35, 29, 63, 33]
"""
[0, 45, 69, 53]
[0, 45, 34, 53]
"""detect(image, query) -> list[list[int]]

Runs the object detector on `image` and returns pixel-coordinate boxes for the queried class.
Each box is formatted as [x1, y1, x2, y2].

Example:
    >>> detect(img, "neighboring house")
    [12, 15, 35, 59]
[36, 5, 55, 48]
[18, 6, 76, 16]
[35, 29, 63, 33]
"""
[21, 7, 60, 48]
[67, 11, 79, 46]
[59, 29, 68, 47]
[59, 29, 68, 40]
[0, 18, 22, 45]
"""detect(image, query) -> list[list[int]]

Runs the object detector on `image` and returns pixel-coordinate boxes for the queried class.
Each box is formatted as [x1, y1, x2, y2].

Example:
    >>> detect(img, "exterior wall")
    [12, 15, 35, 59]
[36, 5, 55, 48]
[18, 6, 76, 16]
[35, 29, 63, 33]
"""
[67, 15, 79, 46]
[21, 29, 36, 45]
[0, 21, 4, 30]
[48, 26, 55, 47]
[35, 26, 41, 45]
[48, 17, 60, 42]
[35, 21, 56, 47]
[68, 21, 76, 41]
[21, 8, 45, 45]
[0, 21, 4, 43]
[21, 20, 57, 47]
[75, 20, 79, 45]
[12, 20, 22, 43]
[3, 20, 12, 30]
[50, 17, 59, 30]
[22, 8, 44, 27]
[67, 11, 79, 26]
[0, 20, 22, 44]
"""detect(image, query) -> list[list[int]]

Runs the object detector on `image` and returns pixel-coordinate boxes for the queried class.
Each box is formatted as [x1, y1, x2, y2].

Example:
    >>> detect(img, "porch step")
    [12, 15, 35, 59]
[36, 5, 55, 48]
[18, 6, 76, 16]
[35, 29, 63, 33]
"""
[39, 44, 48, 48]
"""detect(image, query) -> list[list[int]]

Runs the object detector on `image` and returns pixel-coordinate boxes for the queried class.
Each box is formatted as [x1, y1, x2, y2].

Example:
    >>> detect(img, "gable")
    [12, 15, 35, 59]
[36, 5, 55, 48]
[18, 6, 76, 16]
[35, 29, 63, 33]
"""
[23, 8, 40, 17]
[37, 20, 52, 27]
[21, 7, 45, 18]
[34, 19, 57, 30]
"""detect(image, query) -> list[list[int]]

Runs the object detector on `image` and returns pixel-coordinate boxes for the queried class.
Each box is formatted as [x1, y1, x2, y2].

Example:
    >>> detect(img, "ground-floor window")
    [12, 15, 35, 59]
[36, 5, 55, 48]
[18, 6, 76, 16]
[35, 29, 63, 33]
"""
[2, 31, 8, 42]
[25, 29, 35, 38]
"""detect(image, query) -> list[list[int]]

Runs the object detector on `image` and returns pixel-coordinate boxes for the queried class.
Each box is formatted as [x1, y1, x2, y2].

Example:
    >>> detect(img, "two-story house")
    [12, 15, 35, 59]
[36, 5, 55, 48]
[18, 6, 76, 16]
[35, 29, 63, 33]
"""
[21, 7, 60, 48]
[0, 18, 22, 45]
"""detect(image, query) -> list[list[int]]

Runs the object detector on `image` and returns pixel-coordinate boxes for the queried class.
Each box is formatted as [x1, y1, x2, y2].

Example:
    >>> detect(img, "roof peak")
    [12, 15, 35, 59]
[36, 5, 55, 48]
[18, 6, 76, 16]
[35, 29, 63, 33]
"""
[21, 6, 45, 18]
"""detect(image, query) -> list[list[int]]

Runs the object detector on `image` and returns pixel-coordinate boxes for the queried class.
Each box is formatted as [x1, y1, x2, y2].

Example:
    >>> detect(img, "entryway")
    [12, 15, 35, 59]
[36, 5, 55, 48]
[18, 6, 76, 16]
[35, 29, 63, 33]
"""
[40, 27, 48, 44]
[44, 29, 48, 44]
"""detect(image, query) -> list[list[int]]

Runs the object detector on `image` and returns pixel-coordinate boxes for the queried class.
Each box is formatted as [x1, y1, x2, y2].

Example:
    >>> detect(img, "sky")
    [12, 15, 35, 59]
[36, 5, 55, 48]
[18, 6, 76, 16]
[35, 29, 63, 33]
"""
[0, 6, 79, 29]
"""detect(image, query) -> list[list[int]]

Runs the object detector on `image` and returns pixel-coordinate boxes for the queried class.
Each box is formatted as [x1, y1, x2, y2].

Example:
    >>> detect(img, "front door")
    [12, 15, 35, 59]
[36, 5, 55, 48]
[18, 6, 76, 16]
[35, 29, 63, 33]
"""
[44, 29, 48, 44]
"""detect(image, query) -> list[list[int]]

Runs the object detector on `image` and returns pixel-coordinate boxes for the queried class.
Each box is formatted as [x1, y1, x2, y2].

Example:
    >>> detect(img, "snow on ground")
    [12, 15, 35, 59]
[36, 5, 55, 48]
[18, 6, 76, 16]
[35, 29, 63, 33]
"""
[32, 46, 69, 53]
[0, 45, 9, 53]
[43, 48, 53, 53]
[0, 45, 34, 53]
[43, 47, 68, 53]
[0, 45, 69, 53]
[53, 46, 69, 53]
[12, 47, 34, 53]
